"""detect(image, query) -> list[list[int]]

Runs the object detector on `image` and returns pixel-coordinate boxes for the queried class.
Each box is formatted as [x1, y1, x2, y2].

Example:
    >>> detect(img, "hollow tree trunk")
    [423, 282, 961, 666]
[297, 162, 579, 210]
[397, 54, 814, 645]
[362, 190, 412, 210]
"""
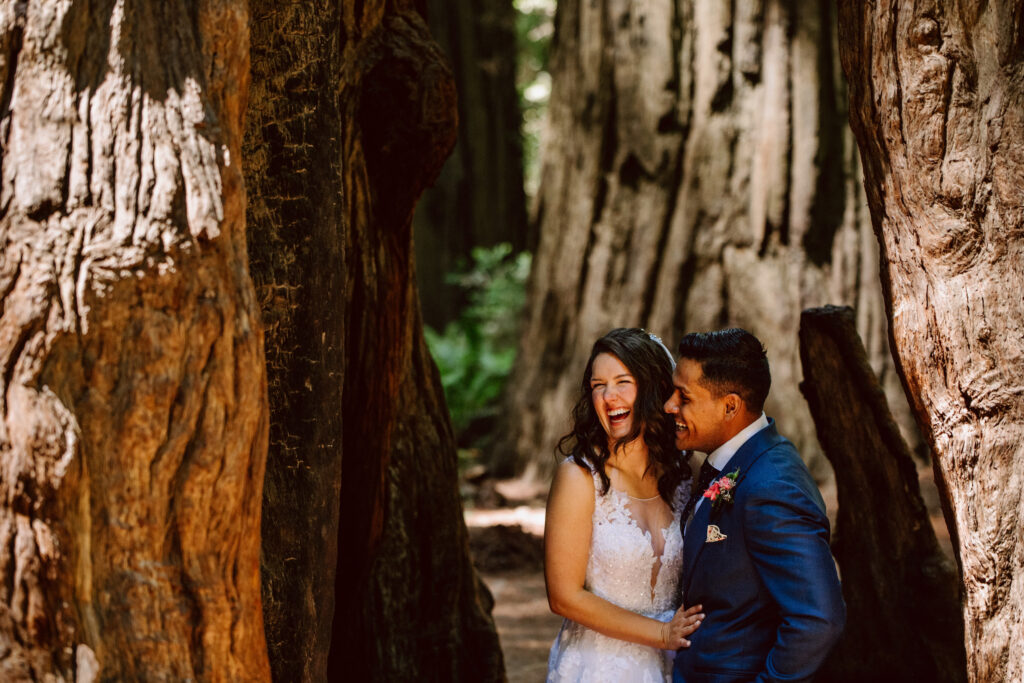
[799, 306, 964, 683]
[503, 0, 917, 480]
[0, 1, 269, 681]
[415, 0, 529, 329]
[837, 2, 1024, 680]
[244, 2, 505, 680]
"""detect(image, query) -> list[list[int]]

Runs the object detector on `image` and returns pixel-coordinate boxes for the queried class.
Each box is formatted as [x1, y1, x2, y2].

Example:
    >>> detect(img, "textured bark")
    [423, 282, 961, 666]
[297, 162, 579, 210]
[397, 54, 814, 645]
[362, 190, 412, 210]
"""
[0, 1, 269, 681]
[503, 0, 917, 480]
[244, 2, 505, 680]
[360, 303, 506, 681]
[414, 0, 528, 329]
[799, 306, 964, 683]
[837, 2, 1024, 680]
[243, 1, 345, 679]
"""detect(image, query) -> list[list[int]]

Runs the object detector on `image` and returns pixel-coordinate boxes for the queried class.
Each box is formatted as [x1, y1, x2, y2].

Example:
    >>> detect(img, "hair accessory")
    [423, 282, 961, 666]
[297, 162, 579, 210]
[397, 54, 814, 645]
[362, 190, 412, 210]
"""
[645, 331, 676, 368]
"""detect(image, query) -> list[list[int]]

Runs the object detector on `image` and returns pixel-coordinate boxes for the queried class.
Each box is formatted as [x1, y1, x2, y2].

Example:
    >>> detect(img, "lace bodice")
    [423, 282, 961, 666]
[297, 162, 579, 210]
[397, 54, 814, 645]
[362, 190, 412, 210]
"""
[548, 462, 690, 682]
[587, 474, 687, 615]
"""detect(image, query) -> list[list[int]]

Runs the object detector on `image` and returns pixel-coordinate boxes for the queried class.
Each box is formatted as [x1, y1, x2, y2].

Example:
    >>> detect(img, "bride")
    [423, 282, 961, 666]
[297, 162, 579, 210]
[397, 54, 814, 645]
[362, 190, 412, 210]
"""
[546, 328, 703, 682]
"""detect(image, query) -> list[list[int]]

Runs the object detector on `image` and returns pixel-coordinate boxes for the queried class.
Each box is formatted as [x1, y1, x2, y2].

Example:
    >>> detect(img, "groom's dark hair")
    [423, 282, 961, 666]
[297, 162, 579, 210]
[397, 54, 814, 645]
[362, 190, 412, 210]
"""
[677, 328, 770, 413]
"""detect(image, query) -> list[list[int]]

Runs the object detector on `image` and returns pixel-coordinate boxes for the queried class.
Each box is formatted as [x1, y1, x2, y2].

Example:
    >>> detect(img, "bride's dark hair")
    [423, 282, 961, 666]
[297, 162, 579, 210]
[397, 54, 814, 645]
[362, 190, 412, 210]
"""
[557, 328, 691, 507]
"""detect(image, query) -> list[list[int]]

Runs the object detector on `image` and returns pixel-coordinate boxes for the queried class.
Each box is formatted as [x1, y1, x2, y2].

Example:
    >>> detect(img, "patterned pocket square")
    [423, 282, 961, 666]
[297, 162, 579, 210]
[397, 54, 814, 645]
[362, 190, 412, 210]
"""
[706, 524, 727, 543]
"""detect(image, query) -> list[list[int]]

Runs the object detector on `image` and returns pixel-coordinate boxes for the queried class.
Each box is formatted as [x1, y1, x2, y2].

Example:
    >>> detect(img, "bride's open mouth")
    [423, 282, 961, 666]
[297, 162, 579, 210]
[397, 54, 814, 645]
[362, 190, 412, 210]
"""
[675, 421, 687, 432]
[608, 408, 630, 426]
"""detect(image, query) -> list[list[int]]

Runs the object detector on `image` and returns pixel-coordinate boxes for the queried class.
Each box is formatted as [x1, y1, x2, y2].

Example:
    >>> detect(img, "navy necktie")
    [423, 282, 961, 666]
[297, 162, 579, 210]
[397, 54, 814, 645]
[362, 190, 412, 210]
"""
[681, 459, 720, 533]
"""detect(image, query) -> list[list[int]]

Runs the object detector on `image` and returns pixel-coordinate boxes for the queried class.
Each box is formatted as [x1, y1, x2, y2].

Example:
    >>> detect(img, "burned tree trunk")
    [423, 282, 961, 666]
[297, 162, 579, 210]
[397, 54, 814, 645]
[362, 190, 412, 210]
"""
[838, 2, 1024, 680]
[0, 1, 269, 680]
[799, 306, 964, 683]
[245, 2, 505, 680]
[360, 304, 506, 680]
[503, 0, 915, 481]
[415, 0, 529, 329]
[243, 1, 346, 678]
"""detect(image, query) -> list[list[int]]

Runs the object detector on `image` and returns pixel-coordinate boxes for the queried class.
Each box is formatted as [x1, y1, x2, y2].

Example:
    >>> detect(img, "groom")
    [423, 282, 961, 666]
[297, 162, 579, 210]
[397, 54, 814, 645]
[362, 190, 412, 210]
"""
[663, 329, 844, 683]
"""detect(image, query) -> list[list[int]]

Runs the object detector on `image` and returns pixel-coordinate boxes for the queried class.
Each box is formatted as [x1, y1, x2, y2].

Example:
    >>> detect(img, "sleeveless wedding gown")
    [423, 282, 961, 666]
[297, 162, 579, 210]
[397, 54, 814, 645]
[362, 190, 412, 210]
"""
[547, 463, 689, 683]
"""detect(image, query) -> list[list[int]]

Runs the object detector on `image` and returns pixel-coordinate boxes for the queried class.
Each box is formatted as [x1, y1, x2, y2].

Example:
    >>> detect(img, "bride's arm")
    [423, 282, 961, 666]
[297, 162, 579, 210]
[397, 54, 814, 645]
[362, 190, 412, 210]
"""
[544, 460, 702, 650]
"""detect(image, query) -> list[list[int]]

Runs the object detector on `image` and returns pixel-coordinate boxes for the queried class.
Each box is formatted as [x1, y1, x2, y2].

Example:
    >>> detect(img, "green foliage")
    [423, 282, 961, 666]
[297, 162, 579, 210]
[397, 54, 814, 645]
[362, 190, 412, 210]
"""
[425, 244, 532, 436]
[514, 0, 555, 198]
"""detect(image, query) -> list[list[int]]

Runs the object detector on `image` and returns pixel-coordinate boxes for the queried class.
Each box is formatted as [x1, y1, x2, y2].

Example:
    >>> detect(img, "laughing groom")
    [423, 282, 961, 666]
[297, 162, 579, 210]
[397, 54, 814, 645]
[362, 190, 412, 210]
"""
[663, 329, 845, 683]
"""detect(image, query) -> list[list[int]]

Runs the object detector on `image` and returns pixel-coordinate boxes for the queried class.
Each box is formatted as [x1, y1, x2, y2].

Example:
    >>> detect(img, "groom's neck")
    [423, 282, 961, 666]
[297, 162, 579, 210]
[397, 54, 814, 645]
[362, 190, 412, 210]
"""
[712, 409, 763, 453]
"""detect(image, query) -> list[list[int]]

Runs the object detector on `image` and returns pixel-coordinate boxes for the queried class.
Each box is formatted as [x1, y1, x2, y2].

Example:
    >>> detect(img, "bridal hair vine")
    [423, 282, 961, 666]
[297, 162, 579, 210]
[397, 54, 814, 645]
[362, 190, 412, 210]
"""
[643, 330, 676, 367]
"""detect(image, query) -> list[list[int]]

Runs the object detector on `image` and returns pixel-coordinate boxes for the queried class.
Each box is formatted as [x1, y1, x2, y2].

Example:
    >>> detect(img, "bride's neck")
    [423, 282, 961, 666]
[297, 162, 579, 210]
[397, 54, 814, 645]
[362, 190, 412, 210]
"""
[606, 437, 649, 474]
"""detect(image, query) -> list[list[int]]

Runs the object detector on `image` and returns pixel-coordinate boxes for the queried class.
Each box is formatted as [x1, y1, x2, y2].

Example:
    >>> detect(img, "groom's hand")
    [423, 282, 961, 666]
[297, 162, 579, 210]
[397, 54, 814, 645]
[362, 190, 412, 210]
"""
[663, 603, 704, 649]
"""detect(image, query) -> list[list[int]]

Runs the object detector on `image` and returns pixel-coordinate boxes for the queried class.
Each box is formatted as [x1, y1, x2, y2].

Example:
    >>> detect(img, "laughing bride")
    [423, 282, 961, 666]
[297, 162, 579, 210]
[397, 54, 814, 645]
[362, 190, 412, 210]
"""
[545, 328, 703, 683]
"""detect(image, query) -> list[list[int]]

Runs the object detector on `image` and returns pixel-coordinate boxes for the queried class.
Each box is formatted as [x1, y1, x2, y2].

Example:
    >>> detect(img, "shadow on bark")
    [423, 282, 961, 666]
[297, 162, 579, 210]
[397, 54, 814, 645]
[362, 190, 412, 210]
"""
[799, 306, 965, 683]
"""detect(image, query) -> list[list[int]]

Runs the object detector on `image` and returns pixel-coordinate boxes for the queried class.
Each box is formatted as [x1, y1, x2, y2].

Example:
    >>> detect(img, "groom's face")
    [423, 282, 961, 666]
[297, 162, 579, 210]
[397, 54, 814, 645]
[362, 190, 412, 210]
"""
[663, 358, 729, 454]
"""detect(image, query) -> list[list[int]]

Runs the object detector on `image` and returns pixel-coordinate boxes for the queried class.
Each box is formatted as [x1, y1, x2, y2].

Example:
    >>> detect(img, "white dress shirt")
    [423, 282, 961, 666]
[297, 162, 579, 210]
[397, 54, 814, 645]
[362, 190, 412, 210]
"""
[691, 412, 769, 519]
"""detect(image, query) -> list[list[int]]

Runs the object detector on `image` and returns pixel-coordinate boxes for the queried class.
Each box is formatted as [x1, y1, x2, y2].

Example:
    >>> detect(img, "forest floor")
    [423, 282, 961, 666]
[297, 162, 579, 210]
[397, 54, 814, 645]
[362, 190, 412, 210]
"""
[465, 462, 953, 683]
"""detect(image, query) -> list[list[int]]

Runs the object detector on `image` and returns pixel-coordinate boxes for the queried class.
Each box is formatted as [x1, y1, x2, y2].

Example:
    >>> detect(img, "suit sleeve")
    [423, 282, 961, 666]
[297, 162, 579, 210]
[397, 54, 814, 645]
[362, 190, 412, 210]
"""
[744, 477, 846, 682]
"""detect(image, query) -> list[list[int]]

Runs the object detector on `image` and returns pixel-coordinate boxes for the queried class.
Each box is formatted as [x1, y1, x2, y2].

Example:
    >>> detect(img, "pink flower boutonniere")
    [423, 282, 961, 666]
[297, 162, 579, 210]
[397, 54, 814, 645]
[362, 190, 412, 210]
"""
[704, 468, 740, 511]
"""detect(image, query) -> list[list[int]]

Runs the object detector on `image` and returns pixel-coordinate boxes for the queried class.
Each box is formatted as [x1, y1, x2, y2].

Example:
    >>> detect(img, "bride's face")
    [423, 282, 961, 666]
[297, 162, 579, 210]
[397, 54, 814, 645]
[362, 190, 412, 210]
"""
[590, 352, 638, 443]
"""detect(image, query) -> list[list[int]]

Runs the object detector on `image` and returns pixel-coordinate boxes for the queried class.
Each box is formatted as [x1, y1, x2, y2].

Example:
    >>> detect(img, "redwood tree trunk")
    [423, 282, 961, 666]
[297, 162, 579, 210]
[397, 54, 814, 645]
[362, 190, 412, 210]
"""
[244, 1, 346, 678]
[0, 1, 269, 680]
[838, 2, 1024, 680]
[799, 306, 964, 683]
[244, 2, 505, 680]
[503, 0, 916, 480]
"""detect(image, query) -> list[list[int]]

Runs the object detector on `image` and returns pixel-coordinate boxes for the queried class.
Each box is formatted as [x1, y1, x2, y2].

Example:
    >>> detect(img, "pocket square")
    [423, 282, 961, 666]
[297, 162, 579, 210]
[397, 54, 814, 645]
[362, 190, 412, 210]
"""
[706, 524, 727, 543]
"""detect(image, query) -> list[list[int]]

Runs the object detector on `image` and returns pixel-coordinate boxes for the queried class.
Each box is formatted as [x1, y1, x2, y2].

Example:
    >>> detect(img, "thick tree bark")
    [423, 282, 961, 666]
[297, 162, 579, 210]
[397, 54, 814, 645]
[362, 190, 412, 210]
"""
[503, 0, 916, 480]
[245, 2, 505, 680]
[0, 1, 269, 681]
[415, 0, 529, 329]
[799, 306, 964, 683]
[837, 2, 1024, 680]
[243, 2, 345, 679]
[358, 303, 506, 680]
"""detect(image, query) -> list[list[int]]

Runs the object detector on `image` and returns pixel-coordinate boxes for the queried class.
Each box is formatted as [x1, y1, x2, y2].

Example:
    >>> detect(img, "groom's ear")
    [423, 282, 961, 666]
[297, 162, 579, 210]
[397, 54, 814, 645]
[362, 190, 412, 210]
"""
[722, 393, 741, 418]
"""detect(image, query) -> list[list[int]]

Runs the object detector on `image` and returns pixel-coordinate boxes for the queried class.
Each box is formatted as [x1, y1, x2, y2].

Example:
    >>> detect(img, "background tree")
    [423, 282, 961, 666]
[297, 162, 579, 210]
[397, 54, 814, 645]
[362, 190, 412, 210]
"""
[245, 2, 505, 681]
[0, 1, 269, 680]
[838, 2, 1024, 680]
[502, 0, 919, 481]
[415, 0, 530, 329]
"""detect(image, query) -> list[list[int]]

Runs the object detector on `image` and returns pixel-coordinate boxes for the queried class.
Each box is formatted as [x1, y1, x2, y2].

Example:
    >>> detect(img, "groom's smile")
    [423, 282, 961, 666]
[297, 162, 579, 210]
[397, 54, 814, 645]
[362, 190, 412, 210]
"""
[664, 358, 729, 454]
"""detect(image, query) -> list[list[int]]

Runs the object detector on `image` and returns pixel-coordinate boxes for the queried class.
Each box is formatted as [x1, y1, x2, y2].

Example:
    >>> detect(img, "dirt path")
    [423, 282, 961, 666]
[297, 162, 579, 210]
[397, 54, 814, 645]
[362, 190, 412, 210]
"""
[481, 570, 561, 683]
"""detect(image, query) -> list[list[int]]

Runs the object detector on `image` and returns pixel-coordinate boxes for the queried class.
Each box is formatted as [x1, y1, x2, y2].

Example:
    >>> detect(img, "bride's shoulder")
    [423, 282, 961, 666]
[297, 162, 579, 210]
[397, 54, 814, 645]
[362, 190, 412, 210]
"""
[550, 457, 598, 511]
[554, 455, 599, 490]
[561, 453, 596, 471]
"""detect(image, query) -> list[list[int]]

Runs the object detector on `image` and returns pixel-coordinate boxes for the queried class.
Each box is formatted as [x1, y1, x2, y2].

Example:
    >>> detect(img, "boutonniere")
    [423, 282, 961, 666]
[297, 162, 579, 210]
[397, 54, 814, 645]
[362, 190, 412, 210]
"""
[704, 468, 740, 511]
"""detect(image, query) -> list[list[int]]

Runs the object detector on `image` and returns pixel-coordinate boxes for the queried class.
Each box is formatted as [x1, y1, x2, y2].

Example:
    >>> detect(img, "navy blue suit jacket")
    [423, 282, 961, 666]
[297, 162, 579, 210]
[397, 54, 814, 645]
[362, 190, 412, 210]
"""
[673, 420, 845, 683]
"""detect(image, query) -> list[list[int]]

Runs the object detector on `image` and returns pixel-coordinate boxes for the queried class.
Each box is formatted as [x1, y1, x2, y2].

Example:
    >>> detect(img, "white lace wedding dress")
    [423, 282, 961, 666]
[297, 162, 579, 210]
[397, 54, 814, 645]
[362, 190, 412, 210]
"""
[547, 463, 689, 683]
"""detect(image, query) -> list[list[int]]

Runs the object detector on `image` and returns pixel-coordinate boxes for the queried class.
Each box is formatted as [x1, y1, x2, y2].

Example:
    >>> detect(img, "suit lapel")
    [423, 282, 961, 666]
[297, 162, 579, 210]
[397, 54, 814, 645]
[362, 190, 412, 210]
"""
[682, 420, 786, 598]
[682, 491, 711, 589]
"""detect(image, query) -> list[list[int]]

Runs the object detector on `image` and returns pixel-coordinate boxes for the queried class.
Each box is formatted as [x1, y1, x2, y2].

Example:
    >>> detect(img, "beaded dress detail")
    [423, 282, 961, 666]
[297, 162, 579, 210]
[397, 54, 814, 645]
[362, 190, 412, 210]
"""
[547, 460, 689, 682]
